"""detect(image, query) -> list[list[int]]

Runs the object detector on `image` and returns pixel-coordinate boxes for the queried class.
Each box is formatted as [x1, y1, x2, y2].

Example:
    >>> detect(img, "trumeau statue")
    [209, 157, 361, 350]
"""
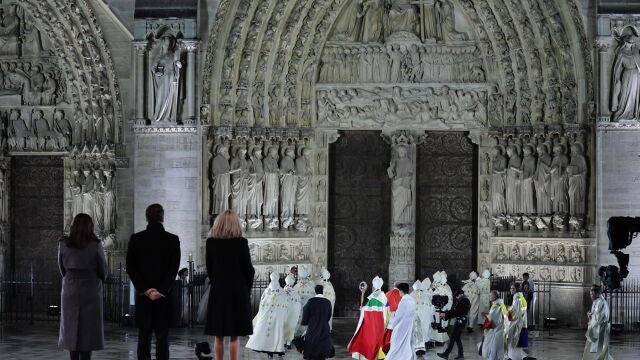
[567, 143, 587, 217]
[534, 143, 552, 215]
[491, 146, 507, 215]
[611, 26, 640, 121]
[230, 147, 250, 225]
[263, 146, 281, 229]
[388, 145, 413, 225]
[150, 35, 183, 123]
[248, 147, 265, 229]
[520, 144, 536, 215]
[211, 144, 233, 216]
[280, 147, 297, 229]
[550, 144, 569, 214]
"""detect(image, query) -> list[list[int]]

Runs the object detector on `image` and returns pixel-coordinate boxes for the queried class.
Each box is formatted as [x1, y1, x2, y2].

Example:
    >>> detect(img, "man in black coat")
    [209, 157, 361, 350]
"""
[127, 204, 181, 360]
[437, 289, 471, 360]
[300, 285, 335, 360]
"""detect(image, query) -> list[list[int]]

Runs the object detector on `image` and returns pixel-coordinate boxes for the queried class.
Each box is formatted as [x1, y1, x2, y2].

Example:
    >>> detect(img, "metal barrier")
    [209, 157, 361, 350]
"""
[490, 276, 552, 332]
[606, 278, 640, 333]
[0, 265, 61, 323]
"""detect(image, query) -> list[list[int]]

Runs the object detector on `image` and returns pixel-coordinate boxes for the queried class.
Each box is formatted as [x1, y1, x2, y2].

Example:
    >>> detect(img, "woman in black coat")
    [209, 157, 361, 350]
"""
[58, 213, 108, 360]
[205, 210, 255, 360]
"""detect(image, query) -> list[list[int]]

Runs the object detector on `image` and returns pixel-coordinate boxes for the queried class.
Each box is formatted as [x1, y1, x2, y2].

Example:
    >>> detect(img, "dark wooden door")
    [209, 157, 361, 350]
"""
[11, 156, 64, 277]
[416, 132, 476, 287]
[329, 131, 390, 317]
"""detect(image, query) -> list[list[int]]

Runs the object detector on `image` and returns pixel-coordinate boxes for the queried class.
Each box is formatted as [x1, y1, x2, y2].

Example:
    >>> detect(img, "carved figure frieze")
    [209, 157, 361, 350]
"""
[492, 262, 590, 284]
[316, 85, 487, 129]
[5, 108, 72, 152]
[247, 238, 312, 264]
[0, 60, 64, 106]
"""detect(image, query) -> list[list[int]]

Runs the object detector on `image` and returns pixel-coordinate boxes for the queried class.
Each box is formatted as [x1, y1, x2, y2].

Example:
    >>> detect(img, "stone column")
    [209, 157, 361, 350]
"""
[595, 38, 611, 122]
[133, 40, 147, 125]
[182, 40, 199, 125]
[384, 130, 417, 286]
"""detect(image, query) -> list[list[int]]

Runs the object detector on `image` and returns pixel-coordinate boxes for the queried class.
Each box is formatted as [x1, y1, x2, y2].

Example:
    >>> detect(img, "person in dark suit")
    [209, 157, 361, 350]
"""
[300, 285, 335, 360]
[205, 210, 255, 360]
[58, 213, 108, 360]
[127, 204, 180, 360]
[437, 289, 471, 360]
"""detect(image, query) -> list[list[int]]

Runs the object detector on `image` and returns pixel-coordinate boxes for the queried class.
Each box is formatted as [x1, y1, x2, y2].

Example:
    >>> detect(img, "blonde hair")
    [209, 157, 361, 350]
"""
[210, 210, 243, 239]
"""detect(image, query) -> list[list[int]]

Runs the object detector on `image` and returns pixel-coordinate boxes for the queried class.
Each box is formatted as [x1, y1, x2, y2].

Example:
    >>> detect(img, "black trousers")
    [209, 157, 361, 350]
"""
[69, 351, 91, 360]
[138, 326, 169, 360]
[443, 322, 464, 357]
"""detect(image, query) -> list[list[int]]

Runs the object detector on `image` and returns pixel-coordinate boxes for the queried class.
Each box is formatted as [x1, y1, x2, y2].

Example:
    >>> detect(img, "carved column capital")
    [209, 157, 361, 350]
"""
[181, 39, 200, 52]
[133, 40, 148, 55]
[593, 38, 611, 53]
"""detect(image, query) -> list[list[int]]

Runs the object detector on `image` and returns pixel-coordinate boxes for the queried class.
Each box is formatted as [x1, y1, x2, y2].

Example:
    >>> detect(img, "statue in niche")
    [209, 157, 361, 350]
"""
[541, 244, 553, 262]
[480, 178, 490, 201]
[332, 0, 363, 41]
[53, 110, 72, 149]
[556, 245, 567, 263]
[520, 144, 536, 214]
[295, 147, 313, 230]
[263, 146, 281, 229]
[358, 0, 385, 43]
[388, 145, 413, 225]
[436, 0, 467, 41]
[150, 35, 183, 123]
[534, 143, 552, 215]
[496, 244, 507, 260]
[0, 5, 20, 56]
[279, 244, 291, 261]
[81, 168, 95, 219]
[93, 169, 105, 235]
[8, 109, 32, 151]
[70, 170, 83, 218]
[610, 26, 640, 121]
[491, 146, 507, 215]
[263, 244, 275, 262]
[103, 168, 116, 234]
[280, 147, 297, 229]
[505, 145, 521, 215]
[569, 245, 582, 263]
[510, 245, 522, 260]
[211, 144, 234, 216]
[387, 0, 419, 39]
[550, 144, 569, 214]
[32, 110, 53, 150]
[230, 147, 250, 226]
[247, 147, 265, 229]
[567, 143, 587, 217]
[526, 246, 538, 261]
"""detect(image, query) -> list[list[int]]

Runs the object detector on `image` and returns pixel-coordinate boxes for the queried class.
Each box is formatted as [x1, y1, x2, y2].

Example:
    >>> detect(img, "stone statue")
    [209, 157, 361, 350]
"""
[358, 0, 385, 43]
[491, 146, 507, 215]
[510, 244, 522, 260]
[230, 147, 250, 225]
[388, 145, 413, 225]
[151, 35, 183, 123]
[280, 147, 297, 229]
[534, 143, 552, 215]
[0, 169, 6, 222]
[248, 147, 265, 229]
[211, 144, 233, 215]
[556, 245, 567, 263]
[567, 143, 587, 217]
[505, 145, 521, 215]
[550, 144, 569, 214]
[295, 147, 313, 230]
[520, 144, 536, 214]
[541, 244, 553, 262]
[332, 0, 363, 41]
[611, 26, 640, 121]
[81, 168, 95, 219]
[102, 169, 116, 234]
[263, 146, 281, 229]
[93, 169, 105, 234]
[53, 110, 72, 149]
[569, 245, 582, 263]
[387, 0, 419, 39]
[0, 5, 20, 56]
[436, 0, 467, 41]
[70, 170, 83, 218]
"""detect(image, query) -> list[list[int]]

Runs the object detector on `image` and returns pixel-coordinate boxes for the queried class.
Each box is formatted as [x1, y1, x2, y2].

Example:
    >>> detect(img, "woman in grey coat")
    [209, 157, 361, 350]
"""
[58, 213, 108, 360]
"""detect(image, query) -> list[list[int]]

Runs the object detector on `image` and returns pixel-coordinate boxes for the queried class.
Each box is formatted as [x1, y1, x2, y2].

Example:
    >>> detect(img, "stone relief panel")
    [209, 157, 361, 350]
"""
[208, 126, 315, 233]
[316, 84, 488, 129]
[65, 146, 118, 249]
[248, 237, 312, 264]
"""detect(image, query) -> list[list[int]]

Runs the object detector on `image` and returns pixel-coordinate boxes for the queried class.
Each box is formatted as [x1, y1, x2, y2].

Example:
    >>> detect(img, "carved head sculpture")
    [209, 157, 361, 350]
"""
[236, 147, 247, 158]
[54, 110, 65, 121]
[216, 144, 230, 158]
[32, 109, 44, 120]
[252, 147, 263, 159]
[552, 143, 565, 155]
[523, 144, 534, 156]
[441, 85, 450, 95]
[285, 147, 295, 157]
[285, 274, 295, 287]
[9, 109, 20, 121]
[571, 142, 584, 156]
[302, 147, 312, 157]
[617, 26, 639, 45]
[412, 280, 422, 292]
[372, 276, 384, 291]
[425, 88, 434, 97]
[537, 142, 550, 155]
[396, 145, 407, 158]
[268, 146, 278, 157]
[491, 145, 503, 157]
[469, 271, 478, 280]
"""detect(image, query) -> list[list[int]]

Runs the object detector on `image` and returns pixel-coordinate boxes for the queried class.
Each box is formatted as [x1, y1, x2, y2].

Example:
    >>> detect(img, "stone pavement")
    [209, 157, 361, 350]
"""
[0, 319, 638, 359]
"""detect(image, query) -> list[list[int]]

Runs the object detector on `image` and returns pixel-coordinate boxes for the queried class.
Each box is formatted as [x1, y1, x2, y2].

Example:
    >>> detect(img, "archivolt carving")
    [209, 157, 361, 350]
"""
[202, 0, 591, 130]
[14, 0, 123, 145]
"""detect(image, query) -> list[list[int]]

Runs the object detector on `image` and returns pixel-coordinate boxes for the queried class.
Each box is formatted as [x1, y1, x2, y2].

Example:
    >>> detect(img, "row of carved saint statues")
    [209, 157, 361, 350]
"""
[4, 108, 72, 151]
[69, 165, 116, 238]
[210, 142, 314, 231]
[488, 137, 587, 231]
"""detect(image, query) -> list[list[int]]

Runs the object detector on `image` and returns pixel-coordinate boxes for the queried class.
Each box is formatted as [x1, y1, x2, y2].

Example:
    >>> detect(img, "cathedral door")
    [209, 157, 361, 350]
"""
[11, 156, 64, 277]
[329, 131, 390, 317]
[416, 132, 476, 286]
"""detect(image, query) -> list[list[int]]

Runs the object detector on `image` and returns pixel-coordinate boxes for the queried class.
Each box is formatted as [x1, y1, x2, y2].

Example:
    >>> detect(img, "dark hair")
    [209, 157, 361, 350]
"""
[491, 290, 500, 298]
[314, 284, 324, 295]
[523, 272, 530, 277]
[145, 204, 164, 223]
[64, 213, 99, 248]
[511, 282, 521, 291]
[454, 289, 465, 297]
[178, 268, 188, 277]
[590, 284, 602, 294]
[397, 282, 410, 294]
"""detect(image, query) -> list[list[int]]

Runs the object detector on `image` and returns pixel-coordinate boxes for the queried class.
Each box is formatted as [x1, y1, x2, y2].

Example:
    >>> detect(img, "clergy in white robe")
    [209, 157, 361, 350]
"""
[431, 271, 453, 343]
[462, 271, 481, 331]
[506, 284, 529, 360]
[582, 285, 613, 360]
[385, 283, 416, 360]
[480, 290, 507, 360]
[476, 270, 492, 325]
[411, 278, 434, 355]
[283, 274, 302, 348]
[321, 267, 337, 330]
[246, 272, 289, 355]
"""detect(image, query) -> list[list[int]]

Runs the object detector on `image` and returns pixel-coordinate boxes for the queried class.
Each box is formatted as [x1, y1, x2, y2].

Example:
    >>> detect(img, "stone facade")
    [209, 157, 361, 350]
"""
[1, 0, 638, 327]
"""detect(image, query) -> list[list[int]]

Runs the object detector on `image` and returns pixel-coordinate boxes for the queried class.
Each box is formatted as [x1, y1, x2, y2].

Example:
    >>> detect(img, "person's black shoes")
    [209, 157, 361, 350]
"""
[466, 327, 474, 333]
[437, 352, 448, 359]
[194, 342, 213, 360]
